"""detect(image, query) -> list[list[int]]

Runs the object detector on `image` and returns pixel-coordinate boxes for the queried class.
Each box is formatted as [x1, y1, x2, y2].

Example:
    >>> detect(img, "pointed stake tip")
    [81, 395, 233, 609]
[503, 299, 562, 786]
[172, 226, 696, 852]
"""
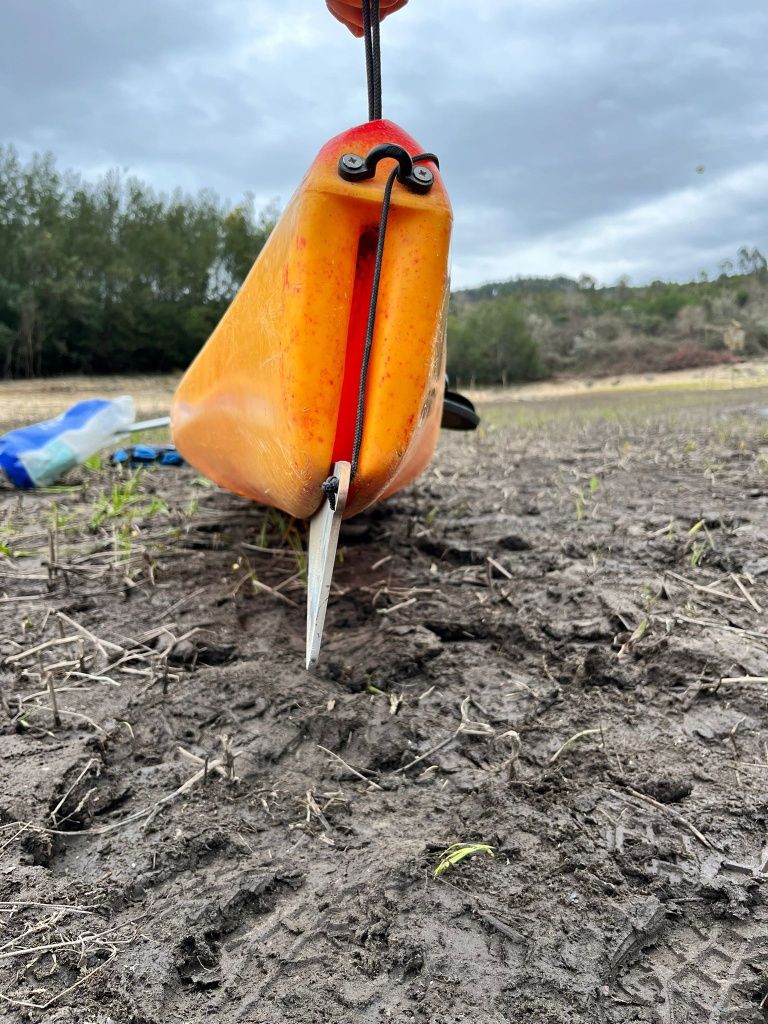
[305, 460, 351, 671]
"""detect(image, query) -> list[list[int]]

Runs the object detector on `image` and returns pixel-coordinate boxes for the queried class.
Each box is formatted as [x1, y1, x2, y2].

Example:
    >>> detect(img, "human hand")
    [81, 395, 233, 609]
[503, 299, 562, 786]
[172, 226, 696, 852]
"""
[326, 0, 408, 37]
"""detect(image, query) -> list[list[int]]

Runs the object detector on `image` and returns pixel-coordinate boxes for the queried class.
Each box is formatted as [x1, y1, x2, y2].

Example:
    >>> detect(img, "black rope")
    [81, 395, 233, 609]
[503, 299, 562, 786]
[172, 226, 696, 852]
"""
[349, 153, 436, 485]
[370, 0, 382, 120]
[321, 153, 437, 503]
[361, 0, 382, 121]
[349, 162, 398, 482]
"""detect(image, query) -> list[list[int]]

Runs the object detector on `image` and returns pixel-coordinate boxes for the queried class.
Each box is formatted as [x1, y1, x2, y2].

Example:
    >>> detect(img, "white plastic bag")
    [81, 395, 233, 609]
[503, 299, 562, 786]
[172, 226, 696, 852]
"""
[0, 396, 136, 488]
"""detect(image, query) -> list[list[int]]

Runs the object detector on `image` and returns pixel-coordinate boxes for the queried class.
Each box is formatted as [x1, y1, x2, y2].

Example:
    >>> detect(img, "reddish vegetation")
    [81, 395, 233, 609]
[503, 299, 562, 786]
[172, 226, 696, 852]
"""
[660, 343, 740, 372]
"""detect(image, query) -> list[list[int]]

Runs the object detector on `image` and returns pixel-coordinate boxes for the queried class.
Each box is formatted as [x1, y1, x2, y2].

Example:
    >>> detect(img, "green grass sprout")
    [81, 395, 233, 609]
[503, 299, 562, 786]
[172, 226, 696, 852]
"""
[433, 842, 495, 878]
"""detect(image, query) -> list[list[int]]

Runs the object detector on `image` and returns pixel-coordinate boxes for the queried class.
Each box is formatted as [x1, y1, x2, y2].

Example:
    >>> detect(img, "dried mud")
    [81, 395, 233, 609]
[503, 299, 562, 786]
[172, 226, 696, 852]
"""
[2, 386, 768, 1023]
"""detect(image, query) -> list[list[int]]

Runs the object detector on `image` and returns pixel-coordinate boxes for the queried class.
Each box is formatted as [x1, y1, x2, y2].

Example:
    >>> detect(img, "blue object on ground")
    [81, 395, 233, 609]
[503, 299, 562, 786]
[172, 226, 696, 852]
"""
[110, 444, 184, 468]
[0, 397, 135, 488]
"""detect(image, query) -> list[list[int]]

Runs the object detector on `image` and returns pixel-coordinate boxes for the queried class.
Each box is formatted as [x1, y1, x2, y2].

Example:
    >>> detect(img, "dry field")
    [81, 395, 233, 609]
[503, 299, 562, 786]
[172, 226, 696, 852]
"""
[0, 375, 179, 433]
[1, 379, 768, 1022]
[2, 359, 768, 432]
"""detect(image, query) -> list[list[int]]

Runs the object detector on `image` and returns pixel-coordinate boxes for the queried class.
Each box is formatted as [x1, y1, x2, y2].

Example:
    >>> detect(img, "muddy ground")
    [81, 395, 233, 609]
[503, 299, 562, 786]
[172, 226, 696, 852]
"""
[1, 385, 768, 1023]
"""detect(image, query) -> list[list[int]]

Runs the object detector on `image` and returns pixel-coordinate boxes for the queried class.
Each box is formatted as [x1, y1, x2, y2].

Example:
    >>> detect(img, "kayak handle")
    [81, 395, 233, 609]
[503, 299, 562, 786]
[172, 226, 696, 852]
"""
[338, 145, 437, 195]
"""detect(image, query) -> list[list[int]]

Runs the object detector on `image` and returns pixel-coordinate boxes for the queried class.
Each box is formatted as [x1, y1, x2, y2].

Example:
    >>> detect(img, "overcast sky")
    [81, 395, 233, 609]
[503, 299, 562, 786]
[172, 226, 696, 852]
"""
[1, 0, 766, 288]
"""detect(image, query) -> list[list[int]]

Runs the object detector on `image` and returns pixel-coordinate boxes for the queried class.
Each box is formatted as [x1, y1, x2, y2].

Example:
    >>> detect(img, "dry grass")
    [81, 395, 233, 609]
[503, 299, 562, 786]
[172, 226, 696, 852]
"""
[466, 357, 768, 404]
[2, 361, 768, 434]
[0, 375, 179, 431]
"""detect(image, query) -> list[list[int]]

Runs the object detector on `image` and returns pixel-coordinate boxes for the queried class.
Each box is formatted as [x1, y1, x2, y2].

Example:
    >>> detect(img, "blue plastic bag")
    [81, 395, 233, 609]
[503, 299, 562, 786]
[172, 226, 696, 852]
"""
[111, 444, 184, 468]
[0, 397, 135, 488]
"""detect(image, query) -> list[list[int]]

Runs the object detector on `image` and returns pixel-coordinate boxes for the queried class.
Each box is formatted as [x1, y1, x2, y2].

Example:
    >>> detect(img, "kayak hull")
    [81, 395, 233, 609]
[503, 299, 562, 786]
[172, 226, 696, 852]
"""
[171, 119, 452, 519]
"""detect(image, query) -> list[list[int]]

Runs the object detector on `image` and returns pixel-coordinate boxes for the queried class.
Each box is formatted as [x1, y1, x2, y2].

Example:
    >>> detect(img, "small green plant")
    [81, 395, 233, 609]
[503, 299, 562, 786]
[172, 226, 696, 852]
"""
[256, 514, 270, 549]
[90, 473, 168, 531]
[90, 474, 142, 528]
[433, 842, 495, 878]
[688, 518, 715, 567]
[143, 496, 169, 518]
[690, 540, 706, 567]
[48, 503, 74, 531]
[267, 510, 307, 581]
[115, 521, 137, 555]
[0, 540, 35, 558]
[617, 617, 650, 658]
[573, 473, 600, 521]
[641, 581, 659, 612]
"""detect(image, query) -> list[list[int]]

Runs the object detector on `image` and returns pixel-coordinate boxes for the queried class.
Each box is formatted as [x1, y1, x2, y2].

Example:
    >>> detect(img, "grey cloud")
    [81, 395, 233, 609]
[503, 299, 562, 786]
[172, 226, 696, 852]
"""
[0, 0, 765, 286]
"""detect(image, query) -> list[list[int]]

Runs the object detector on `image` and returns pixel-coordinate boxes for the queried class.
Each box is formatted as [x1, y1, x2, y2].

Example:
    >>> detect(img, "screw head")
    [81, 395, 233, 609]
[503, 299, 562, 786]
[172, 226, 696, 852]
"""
[413, 166, 434, 184]
[341, 153, 364, 171]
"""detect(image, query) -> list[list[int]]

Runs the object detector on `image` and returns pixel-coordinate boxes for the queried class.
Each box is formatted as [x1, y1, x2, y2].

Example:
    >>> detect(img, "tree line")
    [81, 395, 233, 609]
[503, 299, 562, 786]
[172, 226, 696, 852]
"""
[0, 146, 546, 384]
[1, 147, 764, 385]
[0, 146, 275, 376]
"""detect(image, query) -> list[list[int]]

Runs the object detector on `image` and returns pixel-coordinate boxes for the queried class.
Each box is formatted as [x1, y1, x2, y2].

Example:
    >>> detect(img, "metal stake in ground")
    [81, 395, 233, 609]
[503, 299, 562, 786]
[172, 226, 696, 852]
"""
[306, 461, 350, 669]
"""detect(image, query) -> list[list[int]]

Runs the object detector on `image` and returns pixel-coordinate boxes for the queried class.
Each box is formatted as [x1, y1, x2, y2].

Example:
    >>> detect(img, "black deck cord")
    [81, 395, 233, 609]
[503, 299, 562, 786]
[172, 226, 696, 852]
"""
[348, 162, 398, 484]
[361, 0, 382, 121]
[370, 2, 382, 120]
[320, 8, 436, 511]
[321, 152, 437, 510]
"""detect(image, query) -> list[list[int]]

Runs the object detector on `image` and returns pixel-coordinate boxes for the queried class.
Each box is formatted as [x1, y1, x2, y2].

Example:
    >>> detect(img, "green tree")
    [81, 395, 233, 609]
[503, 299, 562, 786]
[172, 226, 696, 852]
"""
[0, 146, 276, 377]
[448, 295, 542, 386]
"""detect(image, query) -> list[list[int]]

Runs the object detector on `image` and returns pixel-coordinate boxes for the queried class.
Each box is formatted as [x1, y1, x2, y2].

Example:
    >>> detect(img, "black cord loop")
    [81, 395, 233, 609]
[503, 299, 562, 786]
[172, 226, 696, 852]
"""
[339, 144, 435, 195]
[321, 475, 339, 510]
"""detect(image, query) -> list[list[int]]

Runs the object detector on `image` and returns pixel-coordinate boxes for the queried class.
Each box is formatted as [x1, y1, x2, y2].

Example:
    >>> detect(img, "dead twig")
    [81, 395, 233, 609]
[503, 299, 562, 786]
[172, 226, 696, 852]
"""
[550, 727, 602, 764]
[49, 759, 99, 826]
[610, 787, 719, 851]
[4, 635, 80, 664]
[665, 571, 746, 605]
[394, 697, 501, 774]
[486, 556, 513, 580]
[45, 672, 60, 728]
[673, 614, 768, 643]
[394, 734, 456, 774]
[377, 596, 418, 615]
[317, 744, 383, 790]
[56, 611, 124, 658]
[731, 573, 762, 613]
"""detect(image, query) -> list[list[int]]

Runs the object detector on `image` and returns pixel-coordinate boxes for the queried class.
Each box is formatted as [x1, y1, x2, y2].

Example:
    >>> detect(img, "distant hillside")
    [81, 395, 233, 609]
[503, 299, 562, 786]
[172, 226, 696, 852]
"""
[453, 276, 580, 302]
[447, 251, 768, 385]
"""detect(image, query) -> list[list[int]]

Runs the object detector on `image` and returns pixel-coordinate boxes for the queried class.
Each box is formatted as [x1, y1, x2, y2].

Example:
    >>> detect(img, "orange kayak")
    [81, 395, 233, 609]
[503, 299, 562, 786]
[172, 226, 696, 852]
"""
[171, 119, 452, 519]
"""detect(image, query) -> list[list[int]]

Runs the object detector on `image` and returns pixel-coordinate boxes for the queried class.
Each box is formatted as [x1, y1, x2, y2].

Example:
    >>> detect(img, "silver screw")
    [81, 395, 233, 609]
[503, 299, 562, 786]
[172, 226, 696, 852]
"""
[414, 167, 434, 183]
[341, 154, 364, 170]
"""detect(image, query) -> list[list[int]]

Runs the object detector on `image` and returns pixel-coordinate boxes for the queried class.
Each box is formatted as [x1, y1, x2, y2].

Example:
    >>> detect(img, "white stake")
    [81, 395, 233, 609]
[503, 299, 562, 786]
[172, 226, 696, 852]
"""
[306, 461, 350, 670]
